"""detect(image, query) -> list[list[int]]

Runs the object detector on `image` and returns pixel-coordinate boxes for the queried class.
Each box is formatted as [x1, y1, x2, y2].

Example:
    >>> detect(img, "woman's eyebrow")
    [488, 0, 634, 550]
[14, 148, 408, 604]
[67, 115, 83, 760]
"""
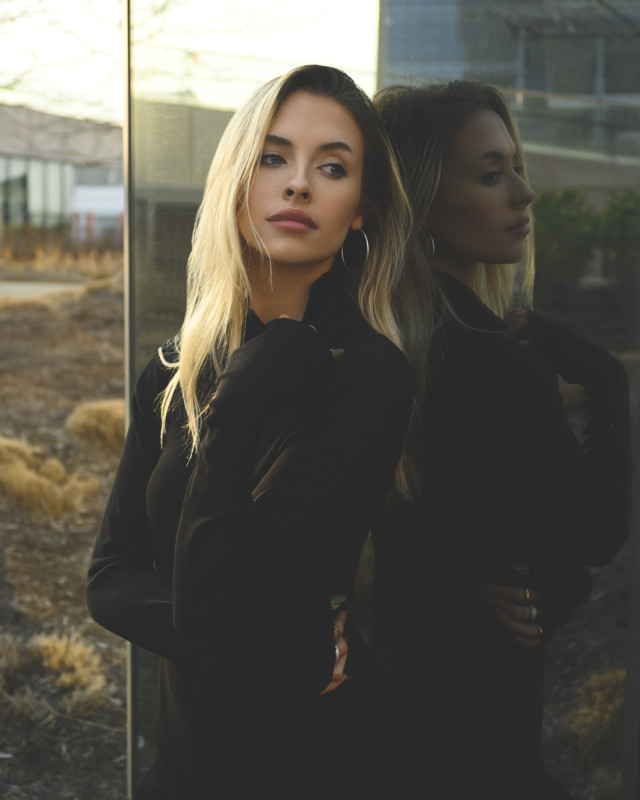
[318, 141, 353, 154]
[264, 134, 353, 154]
[479, 148, 516, 162]
[265, 134, 291, 147]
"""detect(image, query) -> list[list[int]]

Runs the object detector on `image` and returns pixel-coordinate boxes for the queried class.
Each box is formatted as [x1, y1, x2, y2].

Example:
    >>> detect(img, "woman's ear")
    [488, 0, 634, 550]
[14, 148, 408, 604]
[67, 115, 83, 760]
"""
[350, 212, 365, 232]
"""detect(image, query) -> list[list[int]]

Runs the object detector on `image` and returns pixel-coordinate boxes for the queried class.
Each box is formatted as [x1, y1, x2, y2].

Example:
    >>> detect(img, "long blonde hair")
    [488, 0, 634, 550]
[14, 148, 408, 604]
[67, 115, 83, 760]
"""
[159, 65, 412, 485]
[374, 80, 535, 498]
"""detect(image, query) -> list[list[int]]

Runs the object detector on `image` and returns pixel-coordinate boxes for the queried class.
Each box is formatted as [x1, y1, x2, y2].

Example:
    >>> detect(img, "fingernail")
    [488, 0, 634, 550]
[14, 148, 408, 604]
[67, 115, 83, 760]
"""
[330, 348, 345, 360]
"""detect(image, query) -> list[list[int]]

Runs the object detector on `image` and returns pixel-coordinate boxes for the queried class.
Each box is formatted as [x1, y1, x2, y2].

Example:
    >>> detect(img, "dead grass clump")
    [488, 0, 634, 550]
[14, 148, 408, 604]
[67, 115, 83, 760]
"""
[0, 434, 40, 469]
[0, 632, 24, 689]
[29, 633, 108, 717]
[1, 245, 123, 282]
[0, 633, 44, 720]
[0, 434, 98, 516]
[592, 767, 622, 800]
[0, 632, 112, 722]
[65, 399, 125, 454]
[7, 684, 48, 720]
[564, 667, 626, 765]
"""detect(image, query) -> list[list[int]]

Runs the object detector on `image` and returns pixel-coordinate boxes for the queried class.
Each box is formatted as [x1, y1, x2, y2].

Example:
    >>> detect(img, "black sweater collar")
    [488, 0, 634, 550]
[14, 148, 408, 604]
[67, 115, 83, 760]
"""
[246, 267, 359, 347]
[437, 271, 507, 333]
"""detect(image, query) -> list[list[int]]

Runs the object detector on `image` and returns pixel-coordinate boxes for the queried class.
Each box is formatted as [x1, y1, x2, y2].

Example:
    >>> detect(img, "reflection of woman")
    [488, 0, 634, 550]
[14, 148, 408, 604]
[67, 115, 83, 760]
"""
[371, 81, 633, 799]
[86, 65, 416, 799]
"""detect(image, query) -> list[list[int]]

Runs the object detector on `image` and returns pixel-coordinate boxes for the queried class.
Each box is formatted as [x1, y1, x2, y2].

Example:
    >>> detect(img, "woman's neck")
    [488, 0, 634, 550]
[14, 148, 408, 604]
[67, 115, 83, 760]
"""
[433, 257, 476, 287]
[248, 261, 332, 323]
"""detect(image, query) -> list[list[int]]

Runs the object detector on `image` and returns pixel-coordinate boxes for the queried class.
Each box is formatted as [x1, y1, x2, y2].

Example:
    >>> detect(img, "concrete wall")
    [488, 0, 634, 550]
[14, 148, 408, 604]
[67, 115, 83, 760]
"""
[0, 104, 122, 167]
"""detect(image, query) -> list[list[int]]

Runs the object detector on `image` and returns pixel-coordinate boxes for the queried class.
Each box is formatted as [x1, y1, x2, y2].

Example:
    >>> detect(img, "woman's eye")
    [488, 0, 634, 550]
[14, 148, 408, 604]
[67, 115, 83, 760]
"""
[513, 165, 524, 177]
[481, 171, 501, 186]
[260, 153, 285, 166]
[320, 162, 348, 179]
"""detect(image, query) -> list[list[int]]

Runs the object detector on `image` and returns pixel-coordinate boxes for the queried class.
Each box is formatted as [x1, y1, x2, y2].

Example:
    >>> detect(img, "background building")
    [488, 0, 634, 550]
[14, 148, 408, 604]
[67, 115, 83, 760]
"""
[378, 0, 640, 161]
[0, 104, 124, 245]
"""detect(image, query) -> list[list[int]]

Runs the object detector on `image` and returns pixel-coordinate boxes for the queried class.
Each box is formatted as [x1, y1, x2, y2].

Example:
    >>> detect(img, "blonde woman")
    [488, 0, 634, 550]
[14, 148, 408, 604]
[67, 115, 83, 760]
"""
[86, 65, 416, 799]
[371, 81, 632, 799]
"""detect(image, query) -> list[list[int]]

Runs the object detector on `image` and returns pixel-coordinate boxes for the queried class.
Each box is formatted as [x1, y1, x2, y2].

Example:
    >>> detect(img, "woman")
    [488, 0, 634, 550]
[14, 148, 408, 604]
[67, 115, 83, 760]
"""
[370, 81, 632, 799]
[86, 65, 417, 799]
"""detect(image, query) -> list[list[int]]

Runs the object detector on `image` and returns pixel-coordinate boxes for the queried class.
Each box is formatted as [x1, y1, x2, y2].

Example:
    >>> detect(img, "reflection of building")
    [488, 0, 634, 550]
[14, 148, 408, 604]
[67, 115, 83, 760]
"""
[378, 0, 640, 160]
[0, 104, 124, 244]
[131, 100, 234, 362]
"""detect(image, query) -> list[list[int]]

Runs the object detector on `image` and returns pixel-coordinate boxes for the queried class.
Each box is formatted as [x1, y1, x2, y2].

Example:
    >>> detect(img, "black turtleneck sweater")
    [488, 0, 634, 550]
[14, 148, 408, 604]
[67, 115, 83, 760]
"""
[86, 269, 415, 799]
[372, 272, 632, 675]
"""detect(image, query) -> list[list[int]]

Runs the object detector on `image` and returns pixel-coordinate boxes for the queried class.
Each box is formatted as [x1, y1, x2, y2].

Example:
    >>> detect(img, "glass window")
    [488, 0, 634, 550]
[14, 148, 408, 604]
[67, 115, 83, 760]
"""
[27, 160, 45, 226]
[4, 158, 28, 226]
[44, 161, 63, 225]
[126, 2, 640, 796]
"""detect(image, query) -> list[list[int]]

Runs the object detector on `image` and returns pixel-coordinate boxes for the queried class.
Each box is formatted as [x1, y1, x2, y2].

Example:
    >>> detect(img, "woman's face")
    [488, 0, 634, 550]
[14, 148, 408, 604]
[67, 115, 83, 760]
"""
[426, 109, 535, 282]
[239, 90, 365, 276]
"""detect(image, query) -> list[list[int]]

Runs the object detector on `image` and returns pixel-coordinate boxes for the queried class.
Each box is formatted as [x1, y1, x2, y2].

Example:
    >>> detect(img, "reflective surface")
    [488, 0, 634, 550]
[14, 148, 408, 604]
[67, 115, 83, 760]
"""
[126, 2, 640, 796]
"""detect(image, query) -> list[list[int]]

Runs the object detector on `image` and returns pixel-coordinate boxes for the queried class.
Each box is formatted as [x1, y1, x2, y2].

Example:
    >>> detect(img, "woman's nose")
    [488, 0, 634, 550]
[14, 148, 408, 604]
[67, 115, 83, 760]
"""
[284, 169, 311, 200]
[518, 178, 535, 208]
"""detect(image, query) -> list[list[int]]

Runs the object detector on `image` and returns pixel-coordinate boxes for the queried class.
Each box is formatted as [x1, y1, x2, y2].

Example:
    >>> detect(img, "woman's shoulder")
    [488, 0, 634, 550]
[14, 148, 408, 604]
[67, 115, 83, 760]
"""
[431, 316, 561, 419]
[132, 336, 180, 405]
[349, 323, 415, 391]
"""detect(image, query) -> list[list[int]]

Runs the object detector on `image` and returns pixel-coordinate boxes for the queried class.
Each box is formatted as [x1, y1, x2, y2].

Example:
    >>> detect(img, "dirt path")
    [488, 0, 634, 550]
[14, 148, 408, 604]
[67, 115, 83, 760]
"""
[0, 277, 127, 799]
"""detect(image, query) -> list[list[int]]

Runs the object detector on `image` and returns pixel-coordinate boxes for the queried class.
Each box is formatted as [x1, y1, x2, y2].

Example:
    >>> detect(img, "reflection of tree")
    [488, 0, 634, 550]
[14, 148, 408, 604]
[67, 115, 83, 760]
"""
[0, 0, 123, 121]
[131, 0, 287, 106]
[130, 0, 378, 110]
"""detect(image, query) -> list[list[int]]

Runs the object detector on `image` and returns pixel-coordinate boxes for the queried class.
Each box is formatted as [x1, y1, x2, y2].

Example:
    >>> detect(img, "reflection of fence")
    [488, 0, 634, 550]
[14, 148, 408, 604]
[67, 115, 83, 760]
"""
[503, 88, 640, 159]
[71, 212, 124, 246]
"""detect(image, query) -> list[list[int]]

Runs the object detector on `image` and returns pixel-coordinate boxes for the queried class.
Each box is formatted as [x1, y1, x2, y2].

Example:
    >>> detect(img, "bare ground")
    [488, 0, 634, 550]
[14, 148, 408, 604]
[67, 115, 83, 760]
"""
[0, 273, 127, 799]
[0, 262, 636, 799]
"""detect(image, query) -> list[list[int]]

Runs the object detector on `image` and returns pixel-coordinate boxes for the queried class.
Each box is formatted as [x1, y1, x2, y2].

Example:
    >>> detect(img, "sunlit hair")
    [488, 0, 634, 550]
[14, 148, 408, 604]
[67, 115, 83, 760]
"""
[158, 64, 413, 492]
[374, 80, 535, 498]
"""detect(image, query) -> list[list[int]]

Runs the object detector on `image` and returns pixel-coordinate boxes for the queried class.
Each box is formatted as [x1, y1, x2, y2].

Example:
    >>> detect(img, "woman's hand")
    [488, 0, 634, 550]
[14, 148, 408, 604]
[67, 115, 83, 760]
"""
[503, 307, 529, 339]
[483, 583, 544, 648]
[320, 608, 348, 695]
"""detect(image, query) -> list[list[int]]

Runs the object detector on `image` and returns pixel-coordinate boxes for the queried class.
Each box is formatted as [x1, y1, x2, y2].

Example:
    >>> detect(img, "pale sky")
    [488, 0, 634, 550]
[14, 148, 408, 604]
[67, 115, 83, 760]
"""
[0, 0, 379, 123]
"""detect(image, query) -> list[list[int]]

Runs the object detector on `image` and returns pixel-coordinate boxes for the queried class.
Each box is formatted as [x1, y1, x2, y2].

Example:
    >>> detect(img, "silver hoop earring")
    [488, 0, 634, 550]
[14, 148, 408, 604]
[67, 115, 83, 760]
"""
[341, 228, 370, 274]
[425, 231, 436, 258]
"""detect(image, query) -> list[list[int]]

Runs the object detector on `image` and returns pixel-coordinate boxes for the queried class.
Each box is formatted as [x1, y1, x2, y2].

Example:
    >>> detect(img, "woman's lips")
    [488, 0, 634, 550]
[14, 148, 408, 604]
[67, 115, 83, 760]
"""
[506, 216, 530, 237]
[267, 210, 318, 231]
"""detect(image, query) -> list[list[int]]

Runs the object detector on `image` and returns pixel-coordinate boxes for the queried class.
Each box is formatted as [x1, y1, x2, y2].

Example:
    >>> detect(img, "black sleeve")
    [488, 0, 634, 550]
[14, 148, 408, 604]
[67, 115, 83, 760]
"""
[172, 319, 414, 695]
[462, 330, 631, 571]
[523, 313, 633, 566]
[85, 353, 215, 665]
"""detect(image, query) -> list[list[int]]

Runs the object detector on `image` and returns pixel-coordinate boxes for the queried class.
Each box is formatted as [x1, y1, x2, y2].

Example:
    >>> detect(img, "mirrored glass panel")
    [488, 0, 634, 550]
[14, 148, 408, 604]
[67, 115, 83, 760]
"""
[126, 1, 640, 796]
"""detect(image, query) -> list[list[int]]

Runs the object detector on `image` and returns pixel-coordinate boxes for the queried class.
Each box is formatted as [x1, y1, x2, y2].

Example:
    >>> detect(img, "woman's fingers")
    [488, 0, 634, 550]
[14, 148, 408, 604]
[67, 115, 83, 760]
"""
[333, 608, 347, 639]
[503, 308, 529, 338]
[483, 583, 544, 648]
[494, 609, 543, 648]
[320, 629, 349, 695]
[278, 313, 318, 334]
[484, 584, 539, 604]
[486, 594, 541, 623]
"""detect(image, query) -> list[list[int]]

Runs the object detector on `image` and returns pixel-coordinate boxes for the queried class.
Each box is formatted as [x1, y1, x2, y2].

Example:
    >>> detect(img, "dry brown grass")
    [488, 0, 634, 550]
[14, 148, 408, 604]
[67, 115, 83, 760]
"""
[592, 767, 622, 800]
[564, 667, 626, 765]
[65, 398, 125, 455]
[0, 434, 98, 516]
[0, 246, 123, 282]
[29, 633, 109, 717]
[0, 632, 23, 688]
[0, 631, 113, 722]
